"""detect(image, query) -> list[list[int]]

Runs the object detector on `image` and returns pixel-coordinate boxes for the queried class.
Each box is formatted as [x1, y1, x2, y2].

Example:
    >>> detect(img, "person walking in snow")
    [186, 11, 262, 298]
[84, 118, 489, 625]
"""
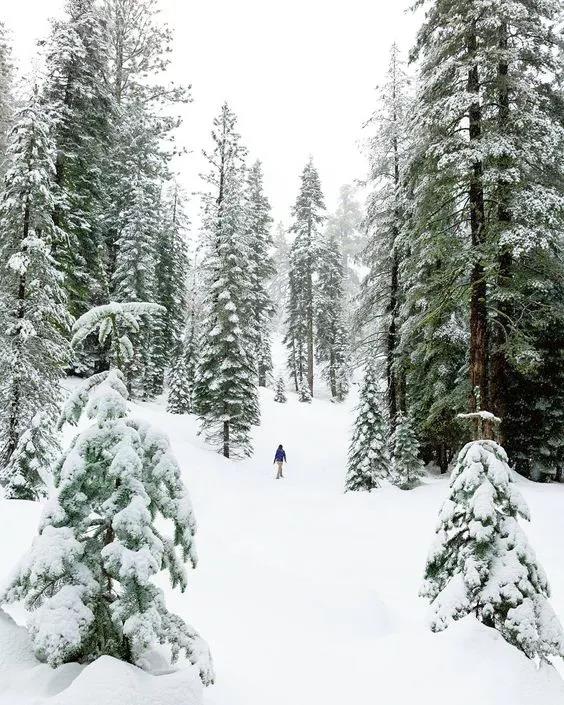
[273, 444, 287, 479]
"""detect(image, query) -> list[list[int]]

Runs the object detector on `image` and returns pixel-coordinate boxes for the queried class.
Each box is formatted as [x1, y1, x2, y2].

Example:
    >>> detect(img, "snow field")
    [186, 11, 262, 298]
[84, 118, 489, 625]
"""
[1, 387, 564, 704]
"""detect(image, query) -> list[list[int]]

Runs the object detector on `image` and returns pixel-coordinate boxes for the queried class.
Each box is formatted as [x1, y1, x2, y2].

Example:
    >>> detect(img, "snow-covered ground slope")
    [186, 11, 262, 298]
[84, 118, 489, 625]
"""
[1, 386, 564, 704]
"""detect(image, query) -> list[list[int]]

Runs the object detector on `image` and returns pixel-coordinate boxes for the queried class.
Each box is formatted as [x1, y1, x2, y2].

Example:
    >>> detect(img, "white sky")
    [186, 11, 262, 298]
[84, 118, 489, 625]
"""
[3, 0, 420, 223]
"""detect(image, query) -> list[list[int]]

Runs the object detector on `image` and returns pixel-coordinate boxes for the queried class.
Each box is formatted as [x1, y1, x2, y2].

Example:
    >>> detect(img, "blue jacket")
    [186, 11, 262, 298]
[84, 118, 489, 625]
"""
[274, 448, 286, 462]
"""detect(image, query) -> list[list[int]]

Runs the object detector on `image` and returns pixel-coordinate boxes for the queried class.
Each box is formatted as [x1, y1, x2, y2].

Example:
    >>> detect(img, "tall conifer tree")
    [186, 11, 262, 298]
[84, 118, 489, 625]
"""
[285, 158, 325, 395]
[194, 104, 259, 458]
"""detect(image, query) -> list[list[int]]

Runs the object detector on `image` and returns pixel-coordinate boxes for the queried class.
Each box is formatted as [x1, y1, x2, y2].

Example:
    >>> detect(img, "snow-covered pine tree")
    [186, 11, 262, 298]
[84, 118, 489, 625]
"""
[167, 348, 192, 414]
[0, 21, 13, 176]
[152, 183, 190, 396]
[194, 103, 259, 458]
[345, 363, 390, 491]
[43, 0, 113, 324]
[245, 160, 274, 387]
[325, 184, 363, 321]
[407, 0, 564, 474]
[420, 432, 564, 662]
[390, 412, 425, 489]
[1, 413, 58, 501]
[112, 169, 161, 398]
[297, 377, 312, 403]
[358, 44, 412, 432]
[0, 302, 214, 684]
[269, 221, 290, 329]
[274, 376, 287, 404]
[98, 0, 189, 391]
[285, 158, 326, 396]
[167, 313, 198, 415]
[315, 230, 350, 402]
[0, 92, 70, 499]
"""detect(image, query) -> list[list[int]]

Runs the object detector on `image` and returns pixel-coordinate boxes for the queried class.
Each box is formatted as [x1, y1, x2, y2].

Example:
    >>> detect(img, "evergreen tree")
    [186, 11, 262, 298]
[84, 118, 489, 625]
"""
[269, 221, 290, 329]
[408, 0, 564, 474]
[285, 158, 326, 396]
[0, 21, 13, 176]
[99, 0, 190, 393]
[167, 350, 192, 414]
[325, 185, 363, 325]
[274, 376, 287, 404]
[0, 93, 70, 499]
[0, 413, 57, 501]
[315, 231, 349, 401]
[43, 0, 114, 323]
[390, 412, 425, 490]
[194, 104, 259, 458]
[421, 434, 564, 662]
[359, 44, 411, 431]
[153, 183, 190, 395]
[167, 317, 198, 415]
[1, 303, 214, 684]
[297, 378, 312, 403]
[345, 364, 390, 491]
[246, 160, 274, 386]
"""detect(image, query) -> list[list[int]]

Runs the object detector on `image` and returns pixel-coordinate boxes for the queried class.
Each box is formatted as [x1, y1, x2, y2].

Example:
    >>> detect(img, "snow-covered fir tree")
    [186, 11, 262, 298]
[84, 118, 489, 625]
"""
[151, 183, 190, 396]
[0, 413, 58, 501]
[269, 221, 291, 329]
[167, 315, 198, 415]
[0, 93, 70, 499]
[407, 0, 564, 475]
[421, 432, 564, 662]
[358, 44, 411, 432]
[100, 0, 189, 392]
[284, 158, 326, 396]
[0, 21, 13, 175]
[245, 160, 274, 386]
[390, 412, 425, 490]
[167, 349, 192, 414]
[194, 104, 259, 458]
[297, 377, 312, 403]
[325, 184, 364, 308]
[0, 302, 214, 684]
[43, 0, 113, 323]
[315, 230, 350, 401]
[345, 363, 390, 491]
[274, 376, 287, 404]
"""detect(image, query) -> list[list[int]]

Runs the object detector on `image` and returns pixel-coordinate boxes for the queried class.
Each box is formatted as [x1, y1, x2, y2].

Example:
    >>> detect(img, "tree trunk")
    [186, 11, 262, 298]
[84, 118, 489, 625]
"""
[490, 21, 511, 444]
[329, 349, 337, 399]
[223, 420, 230, 459]
[467, 25, 490, 439]
[438, 443, 448, 475]
[387, 244, 399, 430]
[306, 221, 314, 397]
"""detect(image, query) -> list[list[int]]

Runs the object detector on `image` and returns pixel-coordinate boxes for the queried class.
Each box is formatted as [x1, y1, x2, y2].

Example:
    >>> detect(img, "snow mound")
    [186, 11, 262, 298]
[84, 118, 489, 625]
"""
[0, 610, 203, 705]
[371, 617, 564, 705]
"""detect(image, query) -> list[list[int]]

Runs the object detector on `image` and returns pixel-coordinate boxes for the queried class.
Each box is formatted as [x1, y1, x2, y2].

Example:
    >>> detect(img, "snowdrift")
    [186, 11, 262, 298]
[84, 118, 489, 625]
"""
[0, 610, 203, 705]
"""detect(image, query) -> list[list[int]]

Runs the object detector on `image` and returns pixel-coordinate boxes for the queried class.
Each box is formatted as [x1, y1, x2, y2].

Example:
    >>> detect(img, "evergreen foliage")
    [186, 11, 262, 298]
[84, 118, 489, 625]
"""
[284, 158, 326, 396]
[0, 20, 13, 175]
[1, 303, 214, 685]
[403, 0, 564, 476]
[315, 231, 350, 401]
[421, 438, 564, 661]
[297, 378, 312, 403]
[193, 104, 259, 458]
[0, 94, 70, 499]
[0, 413, 57, 501]
[246, 160, 274, 386]
[390, 412, 425, 490]
[274, 376, 287, 404]
[359, 44, 412, 432]
[345, 364, 390, 492]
